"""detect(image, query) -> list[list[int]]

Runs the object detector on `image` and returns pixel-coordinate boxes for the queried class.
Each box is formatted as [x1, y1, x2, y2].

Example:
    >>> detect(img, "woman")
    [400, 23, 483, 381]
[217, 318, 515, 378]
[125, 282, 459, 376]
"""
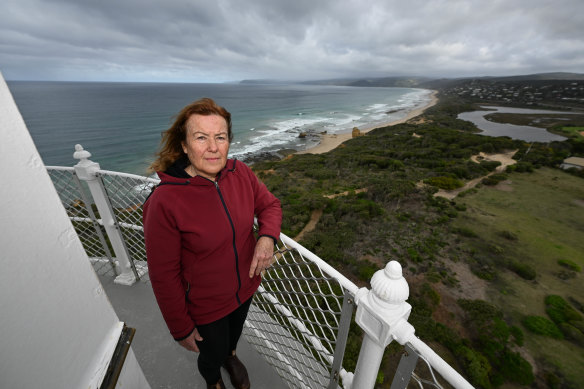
[143, 98, 282, 389]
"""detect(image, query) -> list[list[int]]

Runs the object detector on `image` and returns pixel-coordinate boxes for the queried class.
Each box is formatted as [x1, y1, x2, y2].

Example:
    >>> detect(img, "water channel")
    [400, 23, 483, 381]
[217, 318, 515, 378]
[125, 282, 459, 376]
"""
[457, 106, 579, 142]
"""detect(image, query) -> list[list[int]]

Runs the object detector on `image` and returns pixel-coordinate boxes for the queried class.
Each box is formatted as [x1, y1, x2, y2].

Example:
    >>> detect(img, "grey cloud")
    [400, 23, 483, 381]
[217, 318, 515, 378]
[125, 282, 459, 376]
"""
[1, 0, 583, 82]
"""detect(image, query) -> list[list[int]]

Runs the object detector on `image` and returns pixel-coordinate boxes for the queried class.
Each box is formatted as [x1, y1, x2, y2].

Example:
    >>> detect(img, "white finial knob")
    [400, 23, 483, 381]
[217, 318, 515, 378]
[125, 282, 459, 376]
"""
[73, 144, 99, 178]
[73, 144, 92, 162]
[370, 260, 409, 304]
[385, 260, 403, 280]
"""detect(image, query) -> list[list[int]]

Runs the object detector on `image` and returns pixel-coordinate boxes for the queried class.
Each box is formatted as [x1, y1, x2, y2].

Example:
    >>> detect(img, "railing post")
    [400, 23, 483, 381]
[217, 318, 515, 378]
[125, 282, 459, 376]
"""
[351, 261, 415, 389]
[73, 144, 137, 286]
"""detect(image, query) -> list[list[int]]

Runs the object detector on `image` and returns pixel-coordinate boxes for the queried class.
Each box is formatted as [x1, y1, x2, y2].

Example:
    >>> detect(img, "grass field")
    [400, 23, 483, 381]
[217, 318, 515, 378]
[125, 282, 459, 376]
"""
[452, 167, 584, 385]
[557, 126, 584, 142]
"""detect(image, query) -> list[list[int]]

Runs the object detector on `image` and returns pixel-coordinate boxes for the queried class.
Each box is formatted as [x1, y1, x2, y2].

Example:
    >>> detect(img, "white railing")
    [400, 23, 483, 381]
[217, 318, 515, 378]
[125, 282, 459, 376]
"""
[47, 144, 475, 389]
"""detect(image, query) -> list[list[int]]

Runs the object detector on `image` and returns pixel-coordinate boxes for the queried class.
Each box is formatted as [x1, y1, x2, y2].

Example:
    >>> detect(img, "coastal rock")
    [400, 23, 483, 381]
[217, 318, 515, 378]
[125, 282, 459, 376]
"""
[240, 152, 281, 164]
[276, 148, 297, 158]
[298, 132, 307, 138]
[352, 127, 362, 138]
[238, 148, 297, 165]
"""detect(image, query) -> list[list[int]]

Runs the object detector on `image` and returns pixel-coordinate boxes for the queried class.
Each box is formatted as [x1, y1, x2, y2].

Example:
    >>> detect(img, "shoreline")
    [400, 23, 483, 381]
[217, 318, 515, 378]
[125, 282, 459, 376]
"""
[296, 90, 438, 155]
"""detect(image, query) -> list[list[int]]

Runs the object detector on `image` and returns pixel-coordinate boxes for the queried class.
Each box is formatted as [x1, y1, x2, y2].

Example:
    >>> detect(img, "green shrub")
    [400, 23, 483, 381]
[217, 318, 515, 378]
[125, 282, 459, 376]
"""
[559, 322, 584, 346]
[471, 264, 496, 281]
[510, 325, 524, 346]
[455, 345, 492, 389]
[481, 177, 498, 186]
[421, 282, 441, 308]
[498, 349, 535, 385]
[456, 299, 535, 386]
[458, 188, 478, 197]
[303, 167, 337, 180]
[446, 165, 473, 180]
[546, 295, 569, 310]
[488, 243, 504, 255]
[357, 155, 404, 170]
[482, 173, 508, 186]
[557, 259, 581, 272]
[545, 295, 584, 324]
[376, 371, 384, 384]
[426, 176, 464, 190]
[358, 262, 378, 282]
[353, 198, 384, 219]
[480, 143, 495, 153]
[522, 315, 564, 339]
[407, 247, 421, 262]
[546, 306, 565, 324]
[458, 299, 501, 323]
[490, 317, 511, 343]
[508, 261, 536, 280]
[498, 230, 518, 241]
[454, 202, 467, 211]
[426, 271, 441, 283]
[514, 161, 534, 172]
[453, 226, 478, 238]
[479, 160, 502, 171]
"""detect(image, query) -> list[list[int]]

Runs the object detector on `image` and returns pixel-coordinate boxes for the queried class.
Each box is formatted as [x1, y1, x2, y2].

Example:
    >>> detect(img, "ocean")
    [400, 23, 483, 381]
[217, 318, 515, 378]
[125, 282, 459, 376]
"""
[8, 81, 433, 175]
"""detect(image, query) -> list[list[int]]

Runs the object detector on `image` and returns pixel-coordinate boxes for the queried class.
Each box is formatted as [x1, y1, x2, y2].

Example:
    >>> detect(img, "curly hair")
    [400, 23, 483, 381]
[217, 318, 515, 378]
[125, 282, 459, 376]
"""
[149, 98, 232, 172]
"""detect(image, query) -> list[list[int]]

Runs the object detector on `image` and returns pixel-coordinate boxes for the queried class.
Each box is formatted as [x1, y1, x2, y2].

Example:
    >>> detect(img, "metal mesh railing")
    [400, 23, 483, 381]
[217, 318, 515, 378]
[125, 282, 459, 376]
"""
[244, 237, 356, 389]
[46, 167, 117, 276]
[98, 170, 159, 281]
[47, 165, 357, 388]
[46, 163, 472, 389]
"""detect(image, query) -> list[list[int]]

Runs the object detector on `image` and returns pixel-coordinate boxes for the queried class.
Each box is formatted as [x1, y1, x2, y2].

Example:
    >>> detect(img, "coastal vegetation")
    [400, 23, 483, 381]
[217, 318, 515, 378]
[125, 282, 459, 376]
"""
[253, 86, 584, 388]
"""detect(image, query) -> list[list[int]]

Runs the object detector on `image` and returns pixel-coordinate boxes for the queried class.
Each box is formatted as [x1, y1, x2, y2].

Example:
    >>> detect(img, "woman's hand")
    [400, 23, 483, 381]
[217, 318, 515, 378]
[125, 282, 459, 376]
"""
[250, 236, 275, 277]
[178, 327, 203, 352]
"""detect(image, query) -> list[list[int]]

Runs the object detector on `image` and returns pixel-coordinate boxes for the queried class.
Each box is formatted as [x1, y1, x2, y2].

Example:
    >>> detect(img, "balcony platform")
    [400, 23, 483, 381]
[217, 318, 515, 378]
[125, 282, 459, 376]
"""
[100, 275, 287, 389]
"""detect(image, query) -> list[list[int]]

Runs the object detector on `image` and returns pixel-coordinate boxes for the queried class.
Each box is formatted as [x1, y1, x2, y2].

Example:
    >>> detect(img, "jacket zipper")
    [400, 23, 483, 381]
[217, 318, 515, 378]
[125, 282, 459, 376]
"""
[214, 180, 243, 306]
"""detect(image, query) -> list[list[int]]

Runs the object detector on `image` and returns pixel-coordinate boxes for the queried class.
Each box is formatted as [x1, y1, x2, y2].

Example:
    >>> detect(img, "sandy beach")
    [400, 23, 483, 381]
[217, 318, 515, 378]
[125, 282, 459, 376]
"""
[297, 90, 438, 155]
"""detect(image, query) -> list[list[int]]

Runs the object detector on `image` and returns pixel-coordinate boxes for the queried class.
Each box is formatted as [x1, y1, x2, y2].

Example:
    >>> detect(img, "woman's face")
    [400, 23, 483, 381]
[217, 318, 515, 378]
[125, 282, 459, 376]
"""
[181, 114, 230, 180]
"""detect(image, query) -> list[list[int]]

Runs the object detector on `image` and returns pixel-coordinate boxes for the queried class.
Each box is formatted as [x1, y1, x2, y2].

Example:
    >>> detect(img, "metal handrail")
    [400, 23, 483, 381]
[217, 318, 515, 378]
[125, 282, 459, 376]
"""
[47, 159, 475, 389]
[278, 234, 360, 298]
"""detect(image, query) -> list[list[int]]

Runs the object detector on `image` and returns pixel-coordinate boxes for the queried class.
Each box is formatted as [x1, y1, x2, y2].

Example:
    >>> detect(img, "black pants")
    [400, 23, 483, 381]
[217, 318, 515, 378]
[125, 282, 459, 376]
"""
[195, 296, 253, 385]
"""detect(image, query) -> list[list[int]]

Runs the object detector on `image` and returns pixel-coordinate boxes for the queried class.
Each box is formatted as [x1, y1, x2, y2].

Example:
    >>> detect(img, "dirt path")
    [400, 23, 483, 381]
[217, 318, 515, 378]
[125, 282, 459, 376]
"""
[324, 188, 367, 199]
[294, 209, 323, 242]
[434, 150, 518, 200]
[293, 189, 368, 241]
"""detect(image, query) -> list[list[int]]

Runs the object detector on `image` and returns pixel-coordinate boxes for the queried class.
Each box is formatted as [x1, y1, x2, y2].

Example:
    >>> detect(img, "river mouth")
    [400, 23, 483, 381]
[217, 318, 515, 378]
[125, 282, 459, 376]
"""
[457, 106, 582, 142]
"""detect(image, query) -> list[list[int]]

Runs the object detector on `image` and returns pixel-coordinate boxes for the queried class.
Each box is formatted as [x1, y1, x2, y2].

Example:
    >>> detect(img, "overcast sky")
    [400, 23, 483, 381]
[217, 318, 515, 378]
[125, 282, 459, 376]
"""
[1, 0, 583, 83]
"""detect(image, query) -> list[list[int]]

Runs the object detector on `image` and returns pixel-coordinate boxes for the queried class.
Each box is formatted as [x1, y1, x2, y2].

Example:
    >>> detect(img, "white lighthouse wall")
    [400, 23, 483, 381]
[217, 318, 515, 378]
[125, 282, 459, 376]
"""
[0, 73, 149, 389]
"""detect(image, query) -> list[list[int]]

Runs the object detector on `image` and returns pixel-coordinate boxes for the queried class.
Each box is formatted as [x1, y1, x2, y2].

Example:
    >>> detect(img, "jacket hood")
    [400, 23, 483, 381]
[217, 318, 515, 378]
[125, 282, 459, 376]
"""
[157, 158, 238, 185]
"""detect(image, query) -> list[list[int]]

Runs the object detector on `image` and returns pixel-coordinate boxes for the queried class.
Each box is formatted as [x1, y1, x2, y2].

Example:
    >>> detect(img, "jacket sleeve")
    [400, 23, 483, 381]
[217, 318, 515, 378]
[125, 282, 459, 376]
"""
[244, 163, 282, 242]
[143, 192, 195, 340]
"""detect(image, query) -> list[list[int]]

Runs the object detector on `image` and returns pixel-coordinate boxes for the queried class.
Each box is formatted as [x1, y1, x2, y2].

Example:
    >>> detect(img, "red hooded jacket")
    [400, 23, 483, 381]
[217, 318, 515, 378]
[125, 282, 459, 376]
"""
[143, 159, 281, 340]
